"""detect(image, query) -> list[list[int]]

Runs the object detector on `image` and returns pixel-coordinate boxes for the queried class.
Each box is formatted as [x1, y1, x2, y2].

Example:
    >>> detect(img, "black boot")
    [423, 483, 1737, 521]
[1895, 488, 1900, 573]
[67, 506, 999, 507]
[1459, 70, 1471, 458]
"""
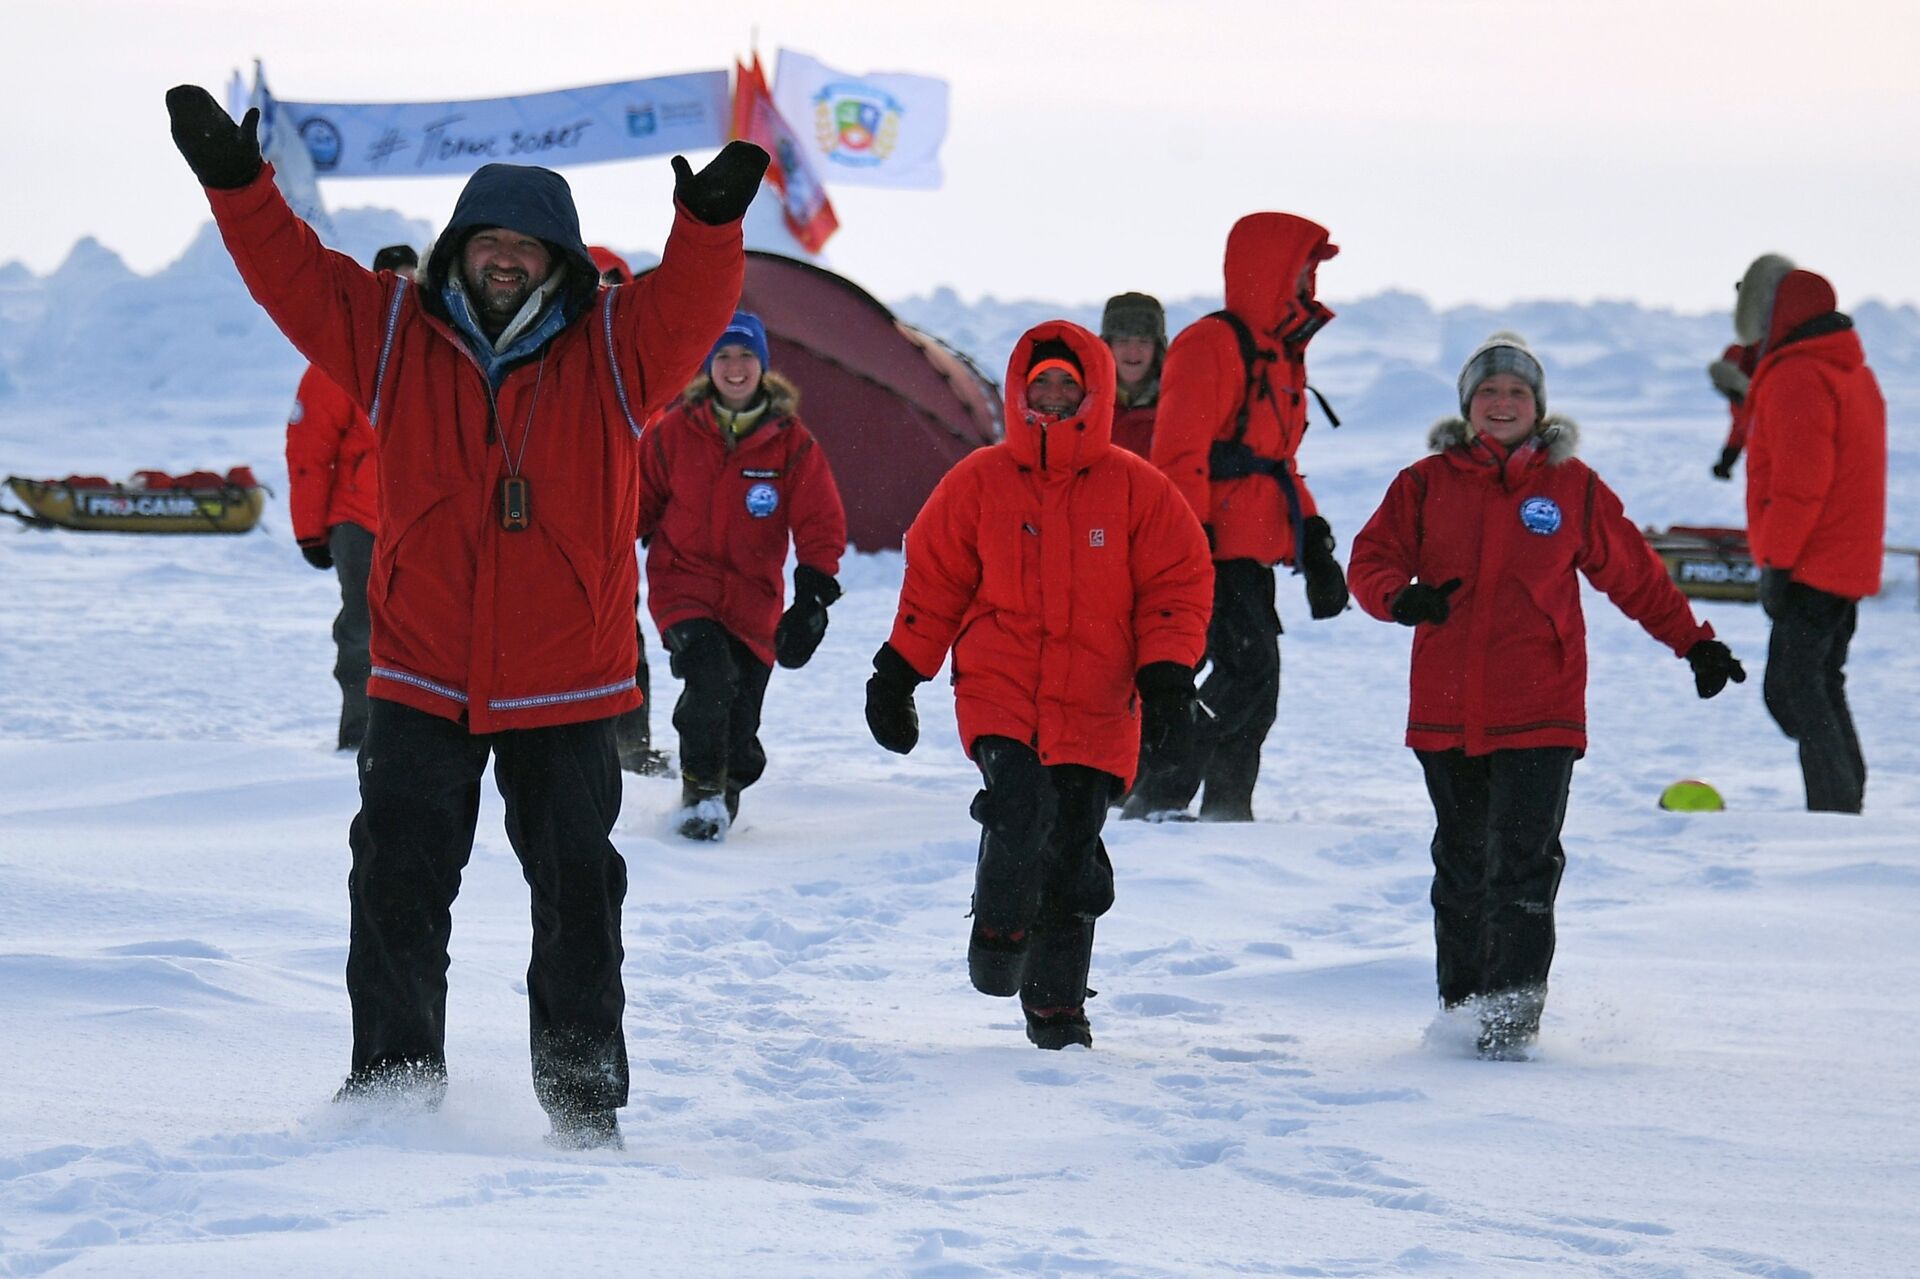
[1023, 1004, 1093, 1050]
[333, 1058, 447, 1110]
[546, 1107, 624, 1151]
[968, 922, 1030, 997]
[676, 773, 730, 841]
[1476, 985, 1545, 1061]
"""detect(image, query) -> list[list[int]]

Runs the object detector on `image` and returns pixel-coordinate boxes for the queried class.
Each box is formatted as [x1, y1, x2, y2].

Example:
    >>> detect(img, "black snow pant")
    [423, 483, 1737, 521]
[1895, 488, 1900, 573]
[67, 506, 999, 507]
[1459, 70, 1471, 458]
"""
[663, 619, 771, 814]
[1130, 557, 1279, 820]
[971, 737, 1121, 1010]
[328, 522, 375, 751]
[1415, 746, 1577, 1008]
[612, 603, 655, 766]
[346, 699, 629, 1117]
[1764, 582, 1865, 813]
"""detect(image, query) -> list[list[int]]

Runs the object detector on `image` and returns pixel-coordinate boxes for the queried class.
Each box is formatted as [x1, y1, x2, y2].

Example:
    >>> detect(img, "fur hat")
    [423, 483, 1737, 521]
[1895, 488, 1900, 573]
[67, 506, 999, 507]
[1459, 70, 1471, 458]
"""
[1734, 253, 1796, 345]
[371, 243, 418, 273]
[706, 311, 770, 374]
[1100, 292, 1165, 342]
[1457, 331, 1546, 419]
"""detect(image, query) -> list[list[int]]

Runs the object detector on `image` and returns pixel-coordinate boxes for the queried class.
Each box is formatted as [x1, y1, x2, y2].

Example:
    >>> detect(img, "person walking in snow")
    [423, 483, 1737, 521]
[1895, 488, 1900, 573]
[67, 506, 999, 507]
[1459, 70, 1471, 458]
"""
[864, 321, 1213, 1049]
[285, 243, 416, 753]
[1102, 292, 1167, 459]
[1706, 340, 1758, 480]
[637, 311, 848, 841]
[167, 84, 766, 1147]
[1348, 332, 1747, 1059]
[1733, 255, 1887, 814]
[1125, 213, 1350, 822]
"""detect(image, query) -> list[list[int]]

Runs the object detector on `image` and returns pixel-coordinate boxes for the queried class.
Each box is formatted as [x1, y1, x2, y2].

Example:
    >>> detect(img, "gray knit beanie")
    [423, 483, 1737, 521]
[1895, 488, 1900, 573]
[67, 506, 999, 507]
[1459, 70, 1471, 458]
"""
[1457, 331, 1546, 419]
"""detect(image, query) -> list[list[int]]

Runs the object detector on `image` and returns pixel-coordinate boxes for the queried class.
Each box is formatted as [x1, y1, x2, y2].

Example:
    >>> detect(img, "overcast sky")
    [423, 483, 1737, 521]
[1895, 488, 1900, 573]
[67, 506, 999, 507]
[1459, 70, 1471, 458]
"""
[5, 0, 1917, 312]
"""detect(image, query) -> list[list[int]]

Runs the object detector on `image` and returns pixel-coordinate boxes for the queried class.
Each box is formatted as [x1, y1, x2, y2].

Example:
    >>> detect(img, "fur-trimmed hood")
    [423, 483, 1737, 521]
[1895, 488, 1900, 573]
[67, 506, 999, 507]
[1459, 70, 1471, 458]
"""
[1427, 413, 1580, 464]
[681, 368, 801, 418]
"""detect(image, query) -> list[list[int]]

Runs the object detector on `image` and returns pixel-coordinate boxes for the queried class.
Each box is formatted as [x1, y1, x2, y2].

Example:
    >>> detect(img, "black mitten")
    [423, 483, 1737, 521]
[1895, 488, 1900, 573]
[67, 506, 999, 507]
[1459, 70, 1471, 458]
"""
[1136, 661, 1203, 759]
[1390, 577, 1461, 626]
[671, 141, 771, 226]
[1711, 444, 1742, 480]
[1758, 567, 1792, 619]
[166, 86, 262, 189]
[1299, 515, 1349, 619]
[300, 541, 334, 571]
[1685, 638, 1747, 699]
[774, 565, 841, 669]
[865, 644, 925, 754]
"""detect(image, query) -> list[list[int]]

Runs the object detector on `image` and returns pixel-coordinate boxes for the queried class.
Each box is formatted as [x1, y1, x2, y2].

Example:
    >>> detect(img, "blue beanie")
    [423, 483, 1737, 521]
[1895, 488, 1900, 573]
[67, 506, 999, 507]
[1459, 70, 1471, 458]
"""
[706, 311, 770, 375]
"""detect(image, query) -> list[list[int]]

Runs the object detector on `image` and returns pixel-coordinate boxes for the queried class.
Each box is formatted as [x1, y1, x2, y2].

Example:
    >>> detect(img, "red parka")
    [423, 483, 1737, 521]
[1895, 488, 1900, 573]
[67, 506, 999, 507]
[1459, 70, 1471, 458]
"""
[1349, 417, 1713, 756]
[885, 322, 1213, 786]
[1151, 213, 1338, 565]
[1110, 394, 1158, 460]
[1744, 271, 1887, 601]
[637, 372, 848, 666]
[204, 165, 743, 732]
[285, 365, 379, 543]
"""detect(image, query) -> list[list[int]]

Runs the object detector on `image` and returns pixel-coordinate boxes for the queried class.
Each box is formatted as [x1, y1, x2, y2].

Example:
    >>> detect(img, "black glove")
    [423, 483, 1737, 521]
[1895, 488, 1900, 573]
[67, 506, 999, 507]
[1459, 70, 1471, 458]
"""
[1711, 445, 1742, 481]
[300, 541, 334, 571]
[774, 565, 841, 669]
[166, 86, 263, 189]
[1390, 577, 1461, 626]
[1758, 566, 1792, 619]
[1136, 661, 1204, 760]
[865, 644, 925, 755]
[671, 141, 770, 226]
[1299, 515, 1349, 619]
[1685, 638, 1747, 699]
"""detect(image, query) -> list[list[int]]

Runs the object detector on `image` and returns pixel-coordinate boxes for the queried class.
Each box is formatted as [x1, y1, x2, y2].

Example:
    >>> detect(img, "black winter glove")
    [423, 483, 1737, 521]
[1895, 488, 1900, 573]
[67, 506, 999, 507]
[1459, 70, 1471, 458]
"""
[1299, 515, 1349, 619]
[865, 644, 925, 755]
[1758, 566, 1792, 619]
[671, 141, 771, 226]
[1711, 444, 1742, 481]
[774, 565, 842, 669]
[1685, 638, 1747, 699]
[300, 541, 334, 571]
[166, 86, 263, 190]
[1389, 577, 1461, 626]
[1136, 661, 1205, 760]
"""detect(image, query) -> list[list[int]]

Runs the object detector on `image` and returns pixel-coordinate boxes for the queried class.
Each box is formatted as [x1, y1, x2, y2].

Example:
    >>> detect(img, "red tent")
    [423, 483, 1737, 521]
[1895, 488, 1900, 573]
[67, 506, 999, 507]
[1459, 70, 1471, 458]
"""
[644, 251, 1002, 550]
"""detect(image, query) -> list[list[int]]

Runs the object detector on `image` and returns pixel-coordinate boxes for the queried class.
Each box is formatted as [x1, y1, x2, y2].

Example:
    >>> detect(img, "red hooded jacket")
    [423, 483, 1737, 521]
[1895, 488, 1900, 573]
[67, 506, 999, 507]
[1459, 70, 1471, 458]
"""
[885, 322, 1213, 785]
[204, 165, 742, 732]
[1151, 213, 1338, 565]
[1744, 271, 1887, 600]
[1349, 417, 1712, 756]
[285, 365, 378, 543]
[637, 372, 848, 665]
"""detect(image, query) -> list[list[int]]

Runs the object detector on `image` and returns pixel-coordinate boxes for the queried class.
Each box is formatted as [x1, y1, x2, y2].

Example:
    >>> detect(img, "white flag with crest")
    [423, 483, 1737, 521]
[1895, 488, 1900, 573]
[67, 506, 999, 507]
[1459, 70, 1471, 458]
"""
[771, 50, 949, 190]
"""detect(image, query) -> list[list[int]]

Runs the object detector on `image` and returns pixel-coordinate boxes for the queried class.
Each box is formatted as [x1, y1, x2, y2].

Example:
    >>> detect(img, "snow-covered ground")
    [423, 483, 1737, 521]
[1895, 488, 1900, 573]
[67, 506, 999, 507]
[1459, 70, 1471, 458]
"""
[2, 226, 1916, 1277]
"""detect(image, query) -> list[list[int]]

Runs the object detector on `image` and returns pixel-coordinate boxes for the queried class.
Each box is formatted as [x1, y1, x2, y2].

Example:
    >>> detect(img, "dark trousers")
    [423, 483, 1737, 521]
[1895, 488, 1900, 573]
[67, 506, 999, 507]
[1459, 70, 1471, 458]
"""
[1132, 558, 1280, 819]
[1415, 746, 1576, 1007]
[971, 737, 1121, 1008]
[663, 619, 771, 809]
[1764, 583, 1865, 813]
[346, 699, 628, 1115]
[613, 608, 655, 764]
[329, 522, 375, 750]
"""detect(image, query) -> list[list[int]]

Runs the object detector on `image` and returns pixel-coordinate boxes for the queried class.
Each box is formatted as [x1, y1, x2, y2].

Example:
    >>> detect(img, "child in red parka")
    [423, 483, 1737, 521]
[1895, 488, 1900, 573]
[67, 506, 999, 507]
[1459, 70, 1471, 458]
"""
[1348, 332, 1747, 1059]
[637, 312, 848, 840]
[864, 321, 1214, 1049]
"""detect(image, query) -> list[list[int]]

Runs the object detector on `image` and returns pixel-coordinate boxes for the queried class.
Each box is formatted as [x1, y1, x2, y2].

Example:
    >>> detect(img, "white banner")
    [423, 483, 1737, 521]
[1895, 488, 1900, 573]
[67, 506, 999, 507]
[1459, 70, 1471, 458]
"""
[246, 65, 334, 237]
[771, 50, 949, 190]
[270, 72, 730, 179]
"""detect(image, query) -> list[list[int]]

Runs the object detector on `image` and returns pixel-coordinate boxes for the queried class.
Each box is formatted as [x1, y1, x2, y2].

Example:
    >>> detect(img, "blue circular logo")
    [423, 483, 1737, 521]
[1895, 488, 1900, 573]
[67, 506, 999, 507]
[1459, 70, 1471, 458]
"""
[298, 117, 343, 171]
[1520, 497, 1562, 535]
[745, 482, 779, 519]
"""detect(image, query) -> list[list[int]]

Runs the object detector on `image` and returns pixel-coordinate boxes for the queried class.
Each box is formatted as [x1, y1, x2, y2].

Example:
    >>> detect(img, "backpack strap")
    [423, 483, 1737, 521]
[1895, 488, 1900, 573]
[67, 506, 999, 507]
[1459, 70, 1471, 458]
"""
[1203, 309, 1274, 447]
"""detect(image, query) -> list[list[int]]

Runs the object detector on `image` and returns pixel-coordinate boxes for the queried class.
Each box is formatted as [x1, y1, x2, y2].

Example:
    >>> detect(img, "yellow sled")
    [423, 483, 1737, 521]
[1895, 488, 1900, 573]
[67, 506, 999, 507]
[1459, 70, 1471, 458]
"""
[3, 469, 267, 534]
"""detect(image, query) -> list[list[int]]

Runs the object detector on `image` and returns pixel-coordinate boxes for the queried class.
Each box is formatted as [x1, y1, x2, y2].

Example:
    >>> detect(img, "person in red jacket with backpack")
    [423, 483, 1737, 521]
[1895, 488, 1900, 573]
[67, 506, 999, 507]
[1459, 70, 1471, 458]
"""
[286, 243, 415, 752]
[1349, 332, 1746, 1059]
[169, 85, 767, 1148]
[864, 321, 1213, 1050]
[1126, 212, 1349, 822]
[638, 312, 848, 841]
[1737, 257, 1887, 813]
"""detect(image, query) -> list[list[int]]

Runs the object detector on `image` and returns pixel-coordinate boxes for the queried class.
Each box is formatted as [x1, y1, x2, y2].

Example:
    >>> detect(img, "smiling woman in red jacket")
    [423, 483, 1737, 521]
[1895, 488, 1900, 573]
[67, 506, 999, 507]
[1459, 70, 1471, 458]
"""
[637, 312, 848, 841]
[1349, 332, 1747, 1060]
[864, 320, 1213, 1051]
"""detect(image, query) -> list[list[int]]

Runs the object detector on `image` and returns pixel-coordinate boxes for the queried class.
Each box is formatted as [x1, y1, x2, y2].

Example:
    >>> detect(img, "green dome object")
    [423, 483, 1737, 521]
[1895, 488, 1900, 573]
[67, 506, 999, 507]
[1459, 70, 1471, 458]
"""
[1659, 779, 1725, 812]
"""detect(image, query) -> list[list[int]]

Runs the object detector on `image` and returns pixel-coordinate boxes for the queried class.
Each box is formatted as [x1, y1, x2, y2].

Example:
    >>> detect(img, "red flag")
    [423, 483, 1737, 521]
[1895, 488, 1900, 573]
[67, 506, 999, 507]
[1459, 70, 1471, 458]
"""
[732, 54, 838, 254]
